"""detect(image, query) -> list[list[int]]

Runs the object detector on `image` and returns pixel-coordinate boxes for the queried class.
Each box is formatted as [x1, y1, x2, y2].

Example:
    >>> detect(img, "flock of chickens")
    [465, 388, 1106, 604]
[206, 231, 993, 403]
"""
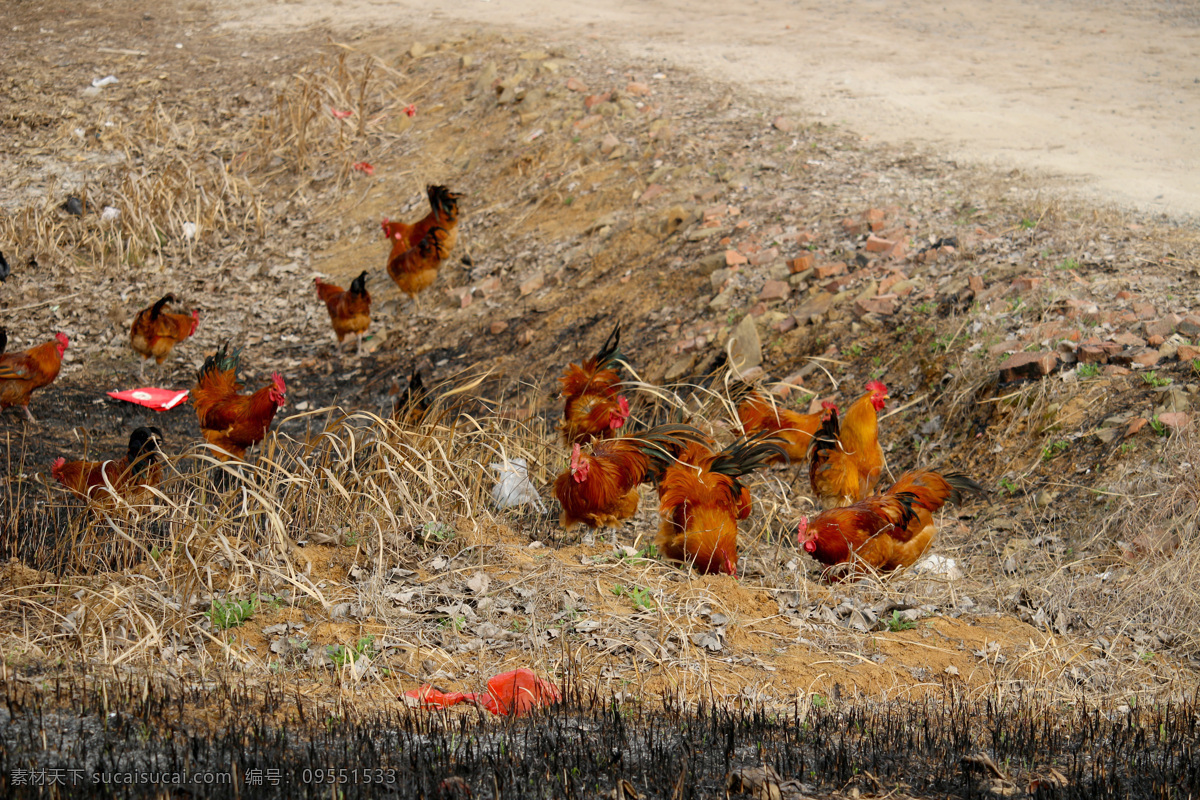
[4, 184, 981, 580]
[552, 327, 984, 578]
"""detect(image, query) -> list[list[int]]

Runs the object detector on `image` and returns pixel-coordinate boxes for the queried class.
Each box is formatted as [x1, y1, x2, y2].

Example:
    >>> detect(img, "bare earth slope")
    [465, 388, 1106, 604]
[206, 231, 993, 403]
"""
[214, 0, 1200, 219]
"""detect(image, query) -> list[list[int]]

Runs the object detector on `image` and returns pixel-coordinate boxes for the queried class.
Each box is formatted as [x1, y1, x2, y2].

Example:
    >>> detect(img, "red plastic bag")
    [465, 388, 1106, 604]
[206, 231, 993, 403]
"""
[107, 388, 190, 411]
[401, 669, 560, 717]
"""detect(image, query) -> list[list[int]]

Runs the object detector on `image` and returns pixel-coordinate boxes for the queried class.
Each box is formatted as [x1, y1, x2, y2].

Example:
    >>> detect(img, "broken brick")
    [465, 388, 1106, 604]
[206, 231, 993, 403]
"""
[864, 235, 895, 253]
[759, 280, 791, 302]
[1011, 276, 1042, 294]
[999, 351, 1059, 383]
[814, 261, 847, 279]
[725, 249, 748, 267]
[789, 253, 815, 274]
[749, 247, 781, 267]
[1076, 345, 1108, 364]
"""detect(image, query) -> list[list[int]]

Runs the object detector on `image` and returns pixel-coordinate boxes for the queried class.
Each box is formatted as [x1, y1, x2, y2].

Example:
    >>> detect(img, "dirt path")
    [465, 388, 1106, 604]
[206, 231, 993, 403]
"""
[212, 0, 1200, 219]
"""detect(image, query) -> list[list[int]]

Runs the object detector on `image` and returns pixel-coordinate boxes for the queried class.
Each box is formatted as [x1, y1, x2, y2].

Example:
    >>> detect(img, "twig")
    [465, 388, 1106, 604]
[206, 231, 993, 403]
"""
[3, 292, 83, 314]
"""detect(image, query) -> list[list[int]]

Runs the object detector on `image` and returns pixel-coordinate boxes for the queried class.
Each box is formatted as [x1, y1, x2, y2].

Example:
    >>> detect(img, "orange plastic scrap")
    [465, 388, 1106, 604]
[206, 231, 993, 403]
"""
[478, 669, 561, 716]
[400, 669, 560, 717]
[401, 684, 474, 711]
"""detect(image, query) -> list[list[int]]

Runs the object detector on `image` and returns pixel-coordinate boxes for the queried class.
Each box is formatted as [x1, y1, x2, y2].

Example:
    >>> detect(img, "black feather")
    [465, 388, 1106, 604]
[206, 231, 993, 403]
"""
[0, 327, 7, 356]
[149, 294, 176, 320]
[197, 342, 241, 384]
[349, 271, 368, 296]
[0, 250, 9, 283]
[127, 426, 164, 477]
[710, 430, 791, 477]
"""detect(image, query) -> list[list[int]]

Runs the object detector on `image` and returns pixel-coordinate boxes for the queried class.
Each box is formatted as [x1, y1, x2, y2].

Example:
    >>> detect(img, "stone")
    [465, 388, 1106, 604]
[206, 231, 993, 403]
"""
[1157, 411, 1191, 430]
[728, 315, 762, 372]
[1125, 418, 1148, 437]
[710, 268, 734, 291]
[725, 249, 747, 267]
[759, 280, 790, 302]
[566, 77, 588, 92]
[573, 115, 603, 131]
[490, 321, 509, 335]
[968, 275, 985, 292]
[1113, 331, 1147, 347]
[1178, 344, 1200, 362]
[519, 273, 544, 296]
[708, 289, 735, 311]
[625, 81, 652, 97]
[1178, 315, 1200, 338]
[988, 339, 1024, 356]
[1161, 388, 1191, 413]
[1104, 364, 1131, 377]
[999, 351, 1058, 383]
[409, 42, 427, 58]
[854, 297, 897, 317]
[517, 329, 535, 346]
[1133, 302, 1156, 320]
[794, 293, 834, 324]
[583, 92, 612, 111]
[1145, 315, 1180, 338]
[696, 252, 727, 275]
[599, 133, 620, 155]
[1011, 276, 1042, 294]
[772, 116, 795, 132]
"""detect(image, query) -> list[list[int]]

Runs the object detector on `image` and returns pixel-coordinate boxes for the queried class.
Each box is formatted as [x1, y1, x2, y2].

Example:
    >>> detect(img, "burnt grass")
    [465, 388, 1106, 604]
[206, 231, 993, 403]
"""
[1, 672, 1196, 799]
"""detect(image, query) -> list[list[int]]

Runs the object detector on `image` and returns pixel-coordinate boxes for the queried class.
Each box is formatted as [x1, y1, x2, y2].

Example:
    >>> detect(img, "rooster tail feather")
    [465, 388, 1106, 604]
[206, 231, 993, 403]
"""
[350, 271, 368, 296]
[595, 322, 624, 370]
[808, 406, 842, 459]
[198, 342, 240, 384]
[150, 294, 176, 320]
[944, 472, 986, 504]
[712, 430, 790, 476]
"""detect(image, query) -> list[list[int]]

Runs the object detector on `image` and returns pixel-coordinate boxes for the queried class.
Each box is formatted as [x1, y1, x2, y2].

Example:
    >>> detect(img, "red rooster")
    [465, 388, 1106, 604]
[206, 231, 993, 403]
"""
[733, 381, 820, 465]
[314, 271, 370, 355]
[554, 423, 706, 532]
[808, 380, 888, 508]
[52, 426, 164, 502]
[559, 323, 631, 447]
[798, 468, 983, 576]
[382, 185, 462, 258]
[656, 432, 787, 576]
[192, 344, 287, 462]
[0, 332, 69, 422]
[129, 294, 199, 380]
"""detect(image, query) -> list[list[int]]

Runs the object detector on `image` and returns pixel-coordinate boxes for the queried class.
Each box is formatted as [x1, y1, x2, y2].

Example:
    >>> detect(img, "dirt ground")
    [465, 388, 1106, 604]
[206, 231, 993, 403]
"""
[1, 0, 1198, 738]
[211, 0, 1200, 219]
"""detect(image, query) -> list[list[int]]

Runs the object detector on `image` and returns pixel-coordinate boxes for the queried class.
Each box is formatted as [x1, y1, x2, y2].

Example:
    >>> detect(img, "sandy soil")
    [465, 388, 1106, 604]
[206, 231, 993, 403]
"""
[210, 0, 1200, 219]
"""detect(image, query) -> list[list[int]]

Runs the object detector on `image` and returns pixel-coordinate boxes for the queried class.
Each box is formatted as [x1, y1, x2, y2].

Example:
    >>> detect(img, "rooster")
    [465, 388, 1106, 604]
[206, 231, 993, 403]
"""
[808, 380, 888, 508]
[732, 381, 822, 465]
[0, 332, 69, 422]
[655, 432, 787, 576]
[387, 226, 451, 309]
[393, 368, 431, 427]
[554, 423, 707, 532]
[797, 468, 983, 577]
[559, 323, 631, 447]
[314, 271, 371, 355]
[52, 426, 164, 501]
[382, 185, 462, 257]
[192, 344, 287, 462]
[130, 294, 200, 380]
